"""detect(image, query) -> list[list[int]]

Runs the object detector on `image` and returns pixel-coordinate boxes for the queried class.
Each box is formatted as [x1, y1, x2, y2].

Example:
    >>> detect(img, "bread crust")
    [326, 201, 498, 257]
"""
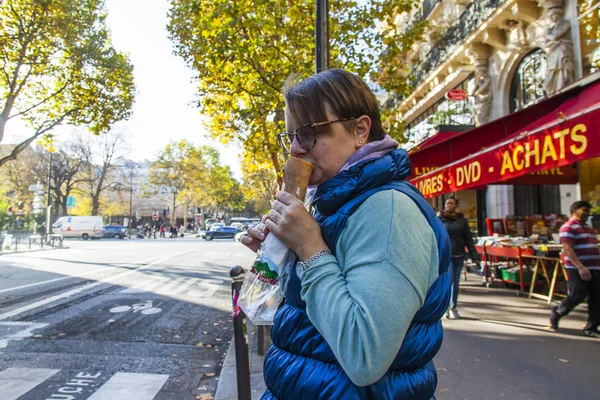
[283, 157, 313, 201]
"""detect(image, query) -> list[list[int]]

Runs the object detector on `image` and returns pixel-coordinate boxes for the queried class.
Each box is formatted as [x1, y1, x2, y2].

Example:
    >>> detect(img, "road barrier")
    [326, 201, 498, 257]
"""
[230, 265, 252, 400]
[0, 232, 63, 254]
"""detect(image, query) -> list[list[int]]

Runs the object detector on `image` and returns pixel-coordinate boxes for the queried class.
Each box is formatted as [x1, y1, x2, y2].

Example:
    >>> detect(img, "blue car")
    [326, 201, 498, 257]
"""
[103, 225, 127, 239]
[202, 226, 243, 241]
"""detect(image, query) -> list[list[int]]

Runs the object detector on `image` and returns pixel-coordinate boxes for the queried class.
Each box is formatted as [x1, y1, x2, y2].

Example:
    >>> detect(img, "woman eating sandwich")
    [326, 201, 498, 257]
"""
[241, 68, 452, 400]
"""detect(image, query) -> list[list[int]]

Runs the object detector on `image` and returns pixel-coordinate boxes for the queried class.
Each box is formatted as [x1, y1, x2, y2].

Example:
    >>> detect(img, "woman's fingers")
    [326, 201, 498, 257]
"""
[247, 225, 266, 240]
[275, 190, 298, 205]
[268, 208, 283, 224]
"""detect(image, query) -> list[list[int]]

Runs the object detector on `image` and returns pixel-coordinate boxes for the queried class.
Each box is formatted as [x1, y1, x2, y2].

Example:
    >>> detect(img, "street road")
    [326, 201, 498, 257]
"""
[0, 237, 255, 400]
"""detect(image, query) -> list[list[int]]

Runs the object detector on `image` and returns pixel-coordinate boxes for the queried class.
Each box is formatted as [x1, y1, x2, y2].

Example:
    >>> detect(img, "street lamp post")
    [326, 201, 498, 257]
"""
[128, 163, 137, 234]
[46, 151, 53, 235]
[315, 0, 329, 73]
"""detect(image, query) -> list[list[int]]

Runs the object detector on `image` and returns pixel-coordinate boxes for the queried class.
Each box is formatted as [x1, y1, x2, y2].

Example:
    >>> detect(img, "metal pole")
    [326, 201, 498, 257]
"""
[315, 0, 330, 73]
[230, 265, 251, 400]
[46, 152, 53, 236]
[129, 165, 134, 234]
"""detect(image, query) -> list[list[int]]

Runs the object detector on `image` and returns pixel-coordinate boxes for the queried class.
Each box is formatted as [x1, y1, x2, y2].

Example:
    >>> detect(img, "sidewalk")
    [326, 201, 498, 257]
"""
[215, 322, 267, 400]
[215, 275, 598, 400]
[0, 241, 67, 255]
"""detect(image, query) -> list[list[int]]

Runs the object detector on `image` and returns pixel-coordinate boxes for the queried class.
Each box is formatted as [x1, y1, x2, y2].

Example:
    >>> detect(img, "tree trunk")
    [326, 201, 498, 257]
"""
[91, 165, 108, 215]
[171, 194, 177, 227]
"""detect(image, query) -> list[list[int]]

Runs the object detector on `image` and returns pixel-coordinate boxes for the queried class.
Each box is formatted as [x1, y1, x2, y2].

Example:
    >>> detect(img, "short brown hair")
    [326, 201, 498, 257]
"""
[283, 69, 386, 142]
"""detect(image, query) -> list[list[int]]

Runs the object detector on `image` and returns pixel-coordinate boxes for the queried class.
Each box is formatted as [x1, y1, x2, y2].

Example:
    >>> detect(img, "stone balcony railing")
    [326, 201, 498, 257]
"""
[411, 0, 505, 89]
[422, 0, 442, 20]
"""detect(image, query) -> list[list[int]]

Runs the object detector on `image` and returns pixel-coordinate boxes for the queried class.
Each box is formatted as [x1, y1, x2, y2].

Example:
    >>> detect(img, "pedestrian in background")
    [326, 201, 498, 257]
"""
[551, 201, 600, 338]
[242, 68, 451, 399]
[440, 197, 480, 319]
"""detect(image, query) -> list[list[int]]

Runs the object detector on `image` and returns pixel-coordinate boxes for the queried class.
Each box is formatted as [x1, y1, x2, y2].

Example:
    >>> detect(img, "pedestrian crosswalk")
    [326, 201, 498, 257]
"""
[87, 372, 169, 400]
[119, 275, 225, 298]
[0, 367, 59, 400]
[0, 367, 169, 400]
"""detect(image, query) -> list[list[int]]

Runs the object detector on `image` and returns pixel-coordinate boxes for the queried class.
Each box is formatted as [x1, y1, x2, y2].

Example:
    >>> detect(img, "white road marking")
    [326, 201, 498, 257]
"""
[175, 277, 199, 294]
[0, 250, 196, 322]
[0, 367, 60, 400]
[0, 267, 111, 294]
[120, 275, 170, 294]
[156, 277, 186, 294]
[86, 372, 168, 400]
[189, 279, 224, 298]
[0, 321, 48, 348]
[0, 253, 177, 295]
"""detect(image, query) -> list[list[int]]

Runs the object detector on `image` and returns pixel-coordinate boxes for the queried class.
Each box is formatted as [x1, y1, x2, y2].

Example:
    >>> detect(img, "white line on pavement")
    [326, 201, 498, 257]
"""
[0, 253, 179, 294]
[86, 372, 169, 400]
[0, 367, 60, 400]
[0, 250, 196, 322]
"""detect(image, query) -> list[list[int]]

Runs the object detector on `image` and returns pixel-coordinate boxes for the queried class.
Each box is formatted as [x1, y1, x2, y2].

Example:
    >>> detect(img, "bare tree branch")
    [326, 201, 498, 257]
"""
[0, 109, 76, 167]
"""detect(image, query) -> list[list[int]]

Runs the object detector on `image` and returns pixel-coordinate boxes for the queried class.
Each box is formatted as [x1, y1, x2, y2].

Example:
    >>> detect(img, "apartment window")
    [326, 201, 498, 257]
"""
[510, 49, 548, 112]
[579, 0, 600, 75]
[405, 75, 474, 145]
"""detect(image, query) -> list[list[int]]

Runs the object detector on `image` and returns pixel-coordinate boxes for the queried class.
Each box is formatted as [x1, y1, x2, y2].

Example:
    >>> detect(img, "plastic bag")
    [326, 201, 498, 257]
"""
[237, 233, 296, 325]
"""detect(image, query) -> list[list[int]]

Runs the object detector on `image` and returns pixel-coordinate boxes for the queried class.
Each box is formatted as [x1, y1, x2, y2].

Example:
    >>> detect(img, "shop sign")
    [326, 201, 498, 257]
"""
[445, 89, 468, 101]
[413, 166, 439, 177]
[411, 106, 600, 198]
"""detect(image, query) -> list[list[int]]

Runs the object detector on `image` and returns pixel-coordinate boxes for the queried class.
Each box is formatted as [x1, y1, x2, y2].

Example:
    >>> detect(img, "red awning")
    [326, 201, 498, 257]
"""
[408, 73, 600, 179]
[410, 75, 600, 198]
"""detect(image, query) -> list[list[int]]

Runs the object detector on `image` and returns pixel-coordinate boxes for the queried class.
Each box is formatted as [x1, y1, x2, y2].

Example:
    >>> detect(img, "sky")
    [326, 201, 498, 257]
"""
[4, 0, 243, 179]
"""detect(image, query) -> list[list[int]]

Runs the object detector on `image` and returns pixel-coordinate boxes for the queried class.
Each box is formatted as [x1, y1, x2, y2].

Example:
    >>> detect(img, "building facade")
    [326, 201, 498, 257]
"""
[394, 0, 599, 231]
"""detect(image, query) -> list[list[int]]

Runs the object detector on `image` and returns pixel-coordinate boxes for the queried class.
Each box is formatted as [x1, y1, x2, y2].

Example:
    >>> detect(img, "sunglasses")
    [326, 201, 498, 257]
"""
[277, 118, 357, 153]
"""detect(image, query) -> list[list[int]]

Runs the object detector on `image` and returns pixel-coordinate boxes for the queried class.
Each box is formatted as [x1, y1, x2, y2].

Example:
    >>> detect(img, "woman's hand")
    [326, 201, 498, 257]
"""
[266, 191, 328, 261]
[240, 217, 268, 253]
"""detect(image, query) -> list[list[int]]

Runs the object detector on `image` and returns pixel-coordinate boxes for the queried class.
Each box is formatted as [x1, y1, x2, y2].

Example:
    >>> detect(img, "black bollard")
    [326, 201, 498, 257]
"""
[230, 265, 251, 400]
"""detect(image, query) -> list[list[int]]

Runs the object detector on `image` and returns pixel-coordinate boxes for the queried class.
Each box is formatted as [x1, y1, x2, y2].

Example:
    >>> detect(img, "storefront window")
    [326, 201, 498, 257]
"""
[405, 76, 474, 146]
[510, 49, 548, 112]
[579, 0, 600, 75]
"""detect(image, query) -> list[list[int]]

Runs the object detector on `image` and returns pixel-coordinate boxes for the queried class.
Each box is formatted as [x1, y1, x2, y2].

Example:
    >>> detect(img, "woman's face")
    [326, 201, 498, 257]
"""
[445, 199, 458, 213]
[285, 106, 369, 186]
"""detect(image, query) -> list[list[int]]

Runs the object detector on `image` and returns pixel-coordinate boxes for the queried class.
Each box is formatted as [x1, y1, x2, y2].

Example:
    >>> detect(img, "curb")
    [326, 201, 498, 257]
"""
[215, 323, 267, 400]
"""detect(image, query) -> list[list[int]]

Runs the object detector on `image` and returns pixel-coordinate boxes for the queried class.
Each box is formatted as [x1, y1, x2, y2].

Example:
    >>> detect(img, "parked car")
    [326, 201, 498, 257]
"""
[231, 222, 245, 229]
[235, 231, 248, 242]
[204, 219, 218, 230]
[209, 222, 225, 231]
[103, 225, 127, 239]
[202, 226, 243, 241]
[52, 216, 104, 240]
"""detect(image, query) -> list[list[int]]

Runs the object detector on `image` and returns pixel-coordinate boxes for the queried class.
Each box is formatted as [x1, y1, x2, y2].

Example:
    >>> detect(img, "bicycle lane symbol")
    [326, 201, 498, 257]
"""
[109, 300, 162, 315]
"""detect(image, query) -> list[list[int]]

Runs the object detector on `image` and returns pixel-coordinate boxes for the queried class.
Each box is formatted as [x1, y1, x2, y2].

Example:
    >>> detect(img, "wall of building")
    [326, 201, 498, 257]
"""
[397, 0, 597, 220]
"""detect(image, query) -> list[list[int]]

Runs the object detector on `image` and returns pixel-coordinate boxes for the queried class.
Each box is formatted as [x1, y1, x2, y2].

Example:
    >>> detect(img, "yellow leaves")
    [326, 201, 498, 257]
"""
[36, 134, 56, 153]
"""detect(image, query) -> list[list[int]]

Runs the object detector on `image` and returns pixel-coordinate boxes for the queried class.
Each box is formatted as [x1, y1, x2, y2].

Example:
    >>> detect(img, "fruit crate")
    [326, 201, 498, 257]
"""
[500, 268, 534, 284]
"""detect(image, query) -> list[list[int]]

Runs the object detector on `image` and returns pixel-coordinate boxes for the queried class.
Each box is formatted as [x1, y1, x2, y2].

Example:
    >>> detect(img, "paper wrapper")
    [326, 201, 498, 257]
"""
[238, 157, 313, 325]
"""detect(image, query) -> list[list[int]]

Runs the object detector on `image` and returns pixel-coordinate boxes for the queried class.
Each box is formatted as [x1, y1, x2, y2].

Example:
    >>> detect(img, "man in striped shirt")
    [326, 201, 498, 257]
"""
[551, 201, 600, 338]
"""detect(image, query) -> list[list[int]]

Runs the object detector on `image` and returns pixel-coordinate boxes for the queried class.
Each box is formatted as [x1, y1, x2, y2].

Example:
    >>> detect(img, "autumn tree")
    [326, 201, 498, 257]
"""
[147, 140, 206, 224]
[197, 146, 245, 214]
[48, 142, 88, 217]
[73, 129, 129, 215]
[0, 0, 135, 167]
[168, 0, 429, 177]
[0, 144, 41, 210]
[240, 152, 278, 215]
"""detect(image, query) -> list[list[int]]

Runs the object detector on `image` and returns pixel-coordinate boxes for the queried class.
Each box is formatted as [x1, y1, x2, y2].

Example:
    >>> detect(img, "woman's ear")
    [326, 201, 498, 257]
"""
[355, 115, 372, 147]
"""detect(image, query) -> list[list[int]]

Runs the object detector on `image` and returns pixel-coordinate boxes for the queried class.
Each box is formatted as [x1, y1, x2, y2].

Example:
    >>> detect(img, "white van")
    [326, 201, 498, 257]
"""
[52, 216, 104, 240]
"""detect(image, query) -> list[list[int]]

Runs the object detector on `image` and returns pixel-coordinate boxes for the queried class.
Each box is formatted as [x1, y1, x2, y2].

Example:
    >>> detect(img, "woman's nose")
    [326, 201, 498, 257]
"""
[290, 136, 307, 158]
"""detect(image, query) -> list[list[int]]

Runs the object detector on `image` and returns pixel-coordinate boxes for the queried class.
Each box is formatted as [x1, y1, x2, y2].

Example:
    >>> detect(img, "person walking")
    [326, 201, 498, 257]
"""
[551, 201, 600, 338]
[439, 197, 480, 319]
[242, 69, 451, 399]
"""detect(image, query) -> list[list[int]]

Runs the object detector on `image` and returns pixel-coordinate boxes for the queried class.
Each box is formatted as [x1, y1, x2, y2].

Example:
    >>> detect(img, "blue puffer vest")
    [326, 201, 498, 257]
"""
[261, 149, 452, 400]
